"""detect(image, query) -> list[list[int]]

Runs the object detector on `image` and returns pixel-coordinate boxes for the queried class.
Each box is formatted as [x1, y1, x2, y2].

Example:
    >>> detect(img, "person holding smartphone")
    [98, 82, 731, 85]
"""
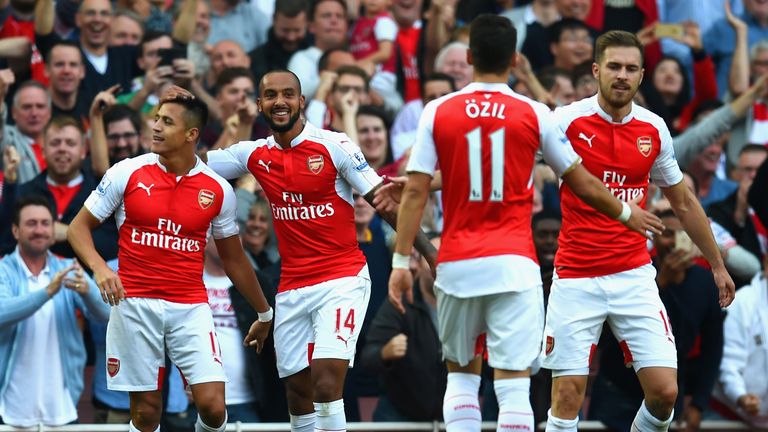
[116, 31, 195, 114]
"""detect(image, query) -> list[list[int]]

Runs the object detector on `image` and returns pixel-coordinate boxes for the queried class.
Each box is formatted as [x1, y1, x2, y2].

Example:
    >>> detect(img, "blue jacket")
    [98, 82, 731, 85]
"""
[0, 249, 111, 409]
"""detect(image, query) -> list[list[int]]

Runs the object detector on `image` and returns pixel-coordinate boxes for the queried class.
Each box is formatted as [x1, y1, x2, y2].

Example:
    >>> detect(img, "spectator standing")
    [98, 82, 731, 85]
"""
[249, 0, 311, 87]
[0, 80, 51, 184]
[0, 195, 110, 427]
[46, 41, 88, 124]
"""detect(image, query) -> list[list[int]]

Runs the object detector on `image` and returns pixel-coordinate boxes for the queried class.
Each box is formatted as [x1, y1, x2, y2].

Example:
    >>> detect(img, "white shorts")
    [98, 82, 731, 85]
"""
[436, 285, 544, 371]
[106, 298, 227, 391]
[273, 266, 371, 378]
[542, 264, 677, 376]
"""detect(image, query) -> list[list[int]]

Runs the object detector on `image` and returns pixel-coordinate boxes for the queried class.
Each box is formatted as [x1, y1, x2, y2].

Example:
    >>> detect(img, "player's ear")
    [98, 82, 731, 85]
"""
[592, 62, 599, 79]
[466, 48, 474, 66]
[256, 97, 263, 113]
[299, 94, 306, 111]
[186, 127, 200, 143]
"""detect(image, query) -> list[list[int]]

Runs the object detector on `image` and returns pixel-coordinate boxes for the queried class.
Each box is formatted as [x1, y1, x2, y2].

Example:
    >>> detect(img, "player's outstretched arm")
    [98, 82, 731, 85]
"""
[661, 181, 736, 307]
[562, 163, 665, 238]
[214, 235, 273, 353]
[68, 208, 125, 306]
[372, 173, 435, 314]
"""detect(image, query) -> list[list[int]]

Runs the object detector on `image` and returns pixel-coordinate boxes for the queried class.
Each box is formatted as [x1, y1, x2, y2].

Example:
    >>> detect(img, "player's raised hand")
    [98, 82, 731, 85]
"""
[244, 319, 272, 354]
[712, 264, 736, 308]
[94, 263, 124, 306]
[388, 268, 413, 315]
[623, 195, 664, 238]
[372, 176, 407, 213]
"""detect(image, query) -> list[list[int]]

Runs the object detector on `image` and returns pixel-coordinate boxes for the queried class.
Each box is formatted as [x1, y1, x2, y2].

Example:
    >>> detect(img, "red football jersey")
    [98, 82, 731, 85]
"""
[349, 12, 398, 73]
[85, 154, 239, 303]
[555, 96, 683, 278]
[407, 82, 581, 296]
[206, 122, 383, 292]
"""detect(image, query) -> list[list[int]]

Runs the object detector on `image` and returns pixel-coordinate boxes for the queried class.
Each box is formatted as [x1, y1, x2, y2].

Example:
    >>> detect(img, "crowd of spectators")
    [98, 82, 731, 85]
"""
[1, 0, 768, 429]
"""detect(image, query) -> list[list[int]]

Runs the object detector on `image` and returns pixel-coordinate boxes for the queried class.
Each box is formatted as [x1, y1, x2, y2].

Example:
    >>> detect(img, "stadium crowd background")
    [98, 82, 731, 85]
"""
[1, 0, 768, 430]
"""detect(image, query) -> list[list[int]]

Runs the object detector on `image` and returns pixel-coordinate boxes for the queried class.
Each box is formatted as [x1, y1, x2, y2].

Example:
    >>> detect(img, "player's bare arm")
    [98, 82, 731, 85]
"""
[214, 235, 273, 353]
[383, 172, 432, 314]
[561, 163, 665, 238]
[661, 181, 736, 307]
[68, 208, 125, 306]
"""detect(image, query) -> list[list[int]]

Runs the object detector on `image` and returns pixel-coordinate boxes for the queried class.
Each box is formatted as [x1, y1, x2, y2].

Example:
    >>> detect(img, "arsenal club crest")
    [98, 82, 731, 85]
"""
[307, 155, 324, 174]
[637, 136, 652, 157]
[107, 357, 120, 377]
[198, 189, 215, 209]
[545, 336, 555, 355]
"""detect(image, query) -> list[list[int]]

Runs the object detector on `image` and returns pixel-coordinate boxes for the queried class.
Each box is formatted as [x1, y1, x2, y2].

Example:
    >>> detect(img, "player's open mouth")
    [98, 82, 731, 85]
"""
[152, 135, 164, 143]
[272, 109, 289, 120]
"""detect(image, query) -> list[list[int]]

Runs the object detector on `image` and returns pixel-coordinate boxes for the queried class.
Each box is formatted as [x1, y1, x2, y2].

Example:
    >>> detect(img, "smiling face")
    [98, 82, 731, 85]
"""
[258, 72, 304, 133]
[151, 102, 194, 157]
[43, 124, 86, 181]
[13, 205, 55, 259]
[76, 0, 113, 50]
[242, 204, 271, 254]
[273, 11, 308, 52]
[551, 28, 593, 70]
[106, 118, 141, 163]
[47, 45, 85, 95]
[356, 114, 388, 168]
[594, 45, 644, 111]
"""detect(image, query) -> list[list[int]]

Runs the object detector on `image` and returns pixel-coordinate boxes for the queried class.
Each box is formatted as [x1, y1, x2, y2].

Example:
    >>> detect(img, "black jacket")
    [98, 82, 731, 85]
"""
[709, 191, 763, 261]
[249, 27, 311, 86]
[361, 288, 446, 421]
[228, 264, 288, 422]
[0, 169, 119, 260]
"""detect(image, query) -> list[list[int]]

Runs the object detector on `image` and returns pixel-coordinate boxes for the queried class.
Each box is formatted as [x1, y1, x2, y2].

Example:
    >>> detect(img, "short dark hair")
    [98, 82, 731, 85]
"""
[422, 72, 457, 93]
[45, 40, 83, 65]
[318, 48, 350, 72]
[13, 195, 55, 226]
[159, 91, 209, 130]
[469, 14, 517, 75]
[275, 0, 309, 18]
[548, 18, 592, 46]
[691, 99, 724, 124]
[332, 65, 369, 92]
[740, 143, 768, 157]
[103, 104, 142, 134]
[532, 207, 562, 228]
[216, 67, 255, 93]
[309, 0, 346, 21]
[594, 30, 644, 65]
[537, 66, 572, 91]
[356, 104, 391, 129]
[258, 69, 303, 96]
[140, 30, 172, 56]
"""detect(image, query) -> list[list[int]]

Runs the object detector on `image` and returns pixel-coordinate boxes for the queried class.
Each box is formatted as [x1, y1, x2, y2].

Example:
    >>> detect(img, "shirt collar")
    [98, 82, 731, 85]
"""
[15, 247, 50, 280]
[155, 154, 206, 175]
[46, 173, 84, 188]
[462, 82, 514, 93]
[589, 94, 636, 125]
[266, 120, 316, 149]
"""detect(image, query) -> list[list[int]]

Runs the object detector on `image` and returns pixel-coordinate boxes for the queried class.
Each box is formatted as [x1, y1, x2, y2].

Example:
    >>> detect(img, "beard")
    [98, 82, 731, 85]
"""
[265, 109, 301, 133]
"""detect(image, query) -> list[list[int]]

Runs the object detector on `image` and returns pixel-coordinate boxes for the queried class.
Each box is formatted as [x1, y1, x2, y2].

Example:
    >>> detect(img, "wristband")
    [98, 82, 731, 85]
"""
[257, 307, 274, 322]
[392, 252, 410, 270]
[615, 201, 631, 223]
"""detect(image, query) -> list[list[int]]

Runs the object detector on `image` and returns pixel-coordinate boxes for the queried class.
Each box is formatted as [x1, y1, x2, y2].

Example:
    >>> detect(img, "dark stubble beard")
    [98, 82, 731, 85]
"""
[266, 110, 301, 133]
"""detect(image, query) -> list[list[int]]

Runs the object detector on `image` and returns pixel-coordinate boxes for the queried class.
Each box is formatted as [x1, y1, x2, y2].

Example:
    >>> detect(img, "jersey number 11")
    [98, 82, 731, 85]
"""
[467, 127, 505, 202]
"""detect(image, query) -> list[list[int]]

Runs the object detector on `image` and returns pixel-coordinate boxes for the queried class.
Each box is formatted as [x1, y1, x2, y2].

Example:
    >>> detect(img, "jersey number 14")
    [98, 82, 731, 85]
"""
[467, 127, 505, 202]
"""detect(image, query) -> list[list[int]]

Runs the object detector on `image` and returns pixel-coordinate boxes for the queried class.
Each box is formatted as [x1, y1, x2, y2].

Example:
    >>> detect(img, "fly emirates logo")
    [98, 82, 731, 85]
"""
[130, 218, 201, 252]
[271, 192, 335, 221]
[603, 171, 644, 202]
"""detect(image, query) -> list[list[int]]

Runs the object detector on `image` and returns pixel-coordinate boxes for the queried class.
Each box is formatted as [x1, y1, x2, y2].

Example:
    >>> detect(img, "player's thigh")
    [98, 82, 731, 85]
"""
[274, 289, 314, 379]
[606, 265, 677, 372]
[311, 273, 371, 366]
[485, 287, 544, 372]
[436, 288, 486, 368]
[106, 298, 166, 391]
[542, 275, 609, 376]
[164, 302, 227, 386]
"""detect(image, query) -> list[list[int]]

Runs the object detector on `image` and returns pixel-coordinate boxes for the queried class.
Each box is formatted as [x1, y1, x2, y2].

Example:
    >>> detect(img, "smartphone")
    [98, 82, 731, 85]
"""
[654, 23, 684, 39]
[158, 47, 187, 67]
[674, 230, 694, 254]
